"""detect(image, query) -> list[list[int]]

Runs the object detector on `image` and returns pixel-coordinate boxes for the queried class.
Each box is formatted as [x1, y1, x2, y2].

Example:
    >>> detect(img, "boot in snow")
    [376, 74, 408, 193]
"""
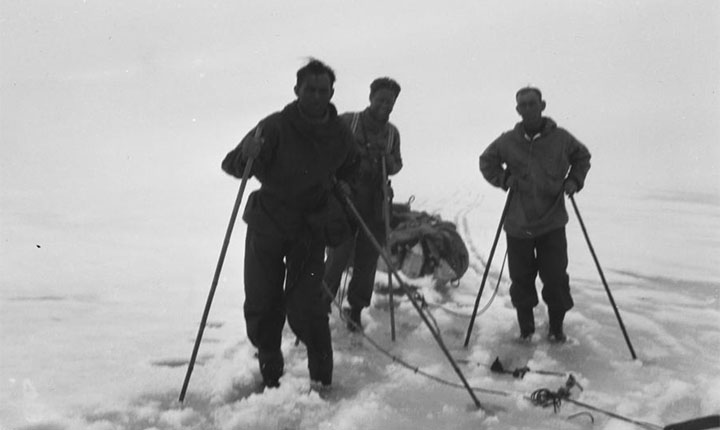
[343, 306, 363, 332]
[516, 307, 535, 341]
[258, 349, 284, 388]
[547, 308, 567, 343]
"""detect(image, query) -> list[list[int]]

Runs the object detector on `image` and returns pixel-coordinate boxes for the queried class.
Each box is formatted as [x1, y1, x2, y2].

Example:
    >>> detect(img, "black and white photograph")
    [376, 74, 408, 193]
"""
[1, 1, 718, 429]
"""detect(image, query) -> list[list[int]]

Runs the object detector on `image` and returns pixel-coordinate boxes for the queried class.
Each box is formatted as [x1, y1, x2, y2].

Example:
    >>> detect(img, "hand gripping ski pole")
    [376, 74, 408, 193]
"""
[464, 188, 513, 347]
[381, 154, 396, 341]
[569, 195, 637, 360]
[336, 184, 484, 409]
[179, 127, 261, 403]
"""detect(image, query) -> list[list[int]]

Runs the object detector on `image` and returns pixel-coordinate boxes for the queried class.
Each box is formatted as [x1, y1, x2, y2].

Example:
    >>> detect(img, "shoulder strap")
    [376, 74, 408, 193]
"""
[350, 112, 360, 134]
[385, 125, 396, 155]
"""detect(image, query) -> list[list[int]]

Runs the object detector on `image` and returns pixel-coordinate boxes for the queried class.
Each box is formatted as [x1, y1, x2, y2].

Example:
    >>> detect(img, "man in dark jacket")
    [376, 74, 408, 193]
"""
[323, 77, 403, 331]
[479, 87, 591, 343]
[221, 59, 358, 389]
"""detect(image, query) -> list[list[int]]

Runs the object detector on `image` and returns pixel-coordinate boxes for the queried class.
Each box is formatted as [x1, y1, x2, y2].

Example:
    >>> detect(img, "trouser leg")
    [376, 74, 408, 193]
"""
[506, 234, 540, 309]
[537, 228, 572, 338]
[346, 220, 383, 310]
[537, 228, 573, 313]
[243, 228, 287, 386]
[323, 232, 356, 301]
[506, 233, 539, 335]
[285, 233, 334, 385]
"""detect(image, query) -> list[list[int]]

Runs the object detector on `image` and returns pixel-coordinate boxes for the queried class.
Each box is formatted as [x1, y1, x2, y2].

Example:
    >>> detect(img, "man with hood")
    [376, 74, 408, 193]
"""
[221, 59, 358, 389]
[479, 87, 591, 343]
[323, 77, 403, 331]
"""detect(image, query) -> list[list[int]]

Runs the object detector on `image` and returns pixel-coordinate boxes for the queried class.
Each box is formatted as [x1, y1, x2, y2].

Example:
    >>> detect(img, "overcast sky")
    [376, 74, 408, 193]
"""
[1, 0, 719, 215]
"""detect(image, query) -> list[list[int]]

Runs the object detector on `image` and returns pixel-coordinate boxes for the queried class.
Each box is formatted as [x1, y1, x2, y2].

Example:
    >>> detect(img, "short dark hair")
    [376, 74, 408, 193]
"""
[516, 86, 543, 101]
[296, 58, 336, 87]
[370, 77, 401, 97]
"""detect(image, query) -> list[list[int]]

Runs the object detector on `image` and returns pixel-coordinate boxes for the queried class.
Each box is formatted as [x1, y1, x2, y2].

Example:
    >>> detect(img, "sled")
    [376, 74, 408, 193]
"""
[377, 198, 470, 287]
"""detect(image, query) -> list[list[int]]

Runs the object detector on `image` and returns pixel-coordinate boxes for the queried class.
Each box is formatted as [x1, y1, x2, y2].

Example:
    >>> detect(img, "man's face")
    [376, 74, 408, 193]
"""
[368, 88, 397, 123]
[515, 91, 545, 126]
[295, 73, 334, 118]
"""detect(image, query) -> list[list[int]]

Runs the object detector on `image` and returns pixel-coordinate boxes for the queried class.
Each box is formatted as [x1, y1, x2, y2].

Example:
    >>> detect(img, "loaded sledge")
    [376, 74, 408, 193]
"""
[376, 197, 470, 287]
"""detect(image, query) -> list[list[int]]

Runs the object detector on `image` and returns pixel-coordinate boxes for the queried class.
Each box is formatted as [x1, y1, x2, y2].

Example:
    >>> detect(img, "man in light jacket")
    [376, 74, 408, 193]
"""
[479, 87, 591, 343]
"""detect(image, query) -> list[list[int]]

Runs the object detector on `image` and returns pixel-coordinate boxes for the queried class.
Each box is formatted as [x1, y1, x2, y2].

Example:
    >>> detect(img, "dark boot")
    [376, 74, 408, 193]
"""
[548, 308, 567, 343]
[343, 306, 363, 332]
[308, 349, 333, 386]
[258, 349, 284, 388]
[516, 307, 535, 340]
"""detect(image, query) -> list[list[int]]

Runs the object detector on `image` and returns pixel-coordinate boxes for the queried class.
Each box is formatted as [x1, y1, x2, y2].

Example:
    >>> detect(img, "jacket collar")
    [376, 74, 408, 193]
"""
[515, 117, 557, 141]
[284, 100, 339, 126]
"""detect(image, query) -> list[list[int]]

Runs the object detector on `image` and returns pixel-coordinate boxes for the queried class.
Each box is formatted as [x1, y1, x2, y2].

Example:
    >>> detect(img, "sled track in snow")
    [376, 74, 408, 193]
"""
[452, 192, 507, 284]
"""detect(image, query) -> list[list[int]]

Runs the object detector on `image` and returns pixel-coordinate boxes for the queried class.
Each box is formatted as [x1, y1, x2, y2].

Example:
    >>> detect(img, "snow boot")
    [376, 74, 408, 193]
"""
[516, 307, 535, 341]
[258, 349, 284, 388]
[547, 308, 567, 343]
[308, 349, 333, 387]
[343, 306, 363, 332]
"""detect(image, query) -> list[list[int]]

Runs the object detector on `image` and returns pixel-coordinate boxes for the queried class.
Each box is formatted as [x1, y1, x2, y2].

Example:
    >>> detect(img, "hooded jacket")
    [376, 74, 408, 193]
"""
[479, 118, 591, 238]
[222, 101, 358, 238]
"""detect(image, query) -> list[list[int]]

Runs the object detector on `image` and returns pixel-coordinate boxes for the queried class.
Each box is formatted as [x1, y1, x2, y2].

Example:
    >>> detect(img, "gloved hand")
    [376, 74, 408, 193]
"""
[240, 130, 264, 160]
[563, 179, 578, 196]
[503, 173, 515, 191]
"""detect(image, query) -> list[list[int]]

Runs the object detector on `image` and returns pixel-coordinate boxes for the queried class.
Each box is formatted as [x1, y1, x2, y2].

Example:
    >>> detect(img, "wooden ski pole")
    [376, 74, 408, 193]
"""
[179, 127, 261, 403]
[337, 187, 484, 409]
[569, 195, 637, 360]
[464, 188, 513, 347]
[381, 154, 396, 341]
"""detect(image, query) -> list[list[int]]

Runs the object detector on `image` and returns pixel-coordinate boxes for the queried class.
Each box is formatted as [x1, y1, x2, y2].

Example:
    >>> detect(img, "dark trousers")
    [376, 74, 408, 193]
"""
[324, 218, 385, 310]
[506, 227, 574, 312]
[244, 227, 332, 384]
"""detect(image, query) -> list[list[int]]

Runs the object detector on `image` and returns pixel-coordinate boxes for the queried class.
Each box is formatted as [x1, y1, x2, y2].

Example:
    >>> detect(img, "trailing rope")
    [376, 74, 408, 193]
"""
[323, 280, 509, 397]
[564, 398, 662, 430]
[325, 278, 671, 429]
[323, 190, 679, 429]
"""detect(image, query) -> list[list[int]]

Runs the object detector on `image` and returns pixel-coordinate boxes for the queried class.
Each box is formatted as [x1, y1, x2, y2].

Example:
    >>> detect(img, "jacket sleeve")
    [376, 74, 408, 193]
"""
[565, 133, 591, 191]
[221, 120, 276, 181]
[385, 125, 403, 176]
[479, 134, 511, 190]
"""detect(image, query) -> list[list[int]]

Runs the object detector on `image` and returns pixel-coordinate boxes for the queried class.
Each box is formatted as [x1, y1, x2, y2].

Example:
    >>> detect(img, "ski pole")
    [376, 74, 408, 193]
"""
[336, 184, 484, 409]
[179, 127, 261, 403]
[569, 195, 637, 360]
[464, 188, 514, 347]
[381, 154, 396, 341]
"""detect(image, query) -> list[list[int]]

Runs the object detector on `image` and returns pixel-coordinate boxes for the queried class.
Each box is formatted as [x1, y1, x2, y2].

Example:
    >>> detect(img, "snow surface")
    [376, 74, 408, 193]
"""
[1, 1, 719, 430]
[2, 182, 718, 430]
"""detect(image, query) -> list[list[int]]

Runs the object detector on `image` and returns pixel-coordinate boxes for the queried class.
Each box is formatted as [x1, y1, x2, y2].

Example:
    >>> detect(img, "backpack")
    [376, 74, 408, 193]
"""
[379, 198, 470, 285]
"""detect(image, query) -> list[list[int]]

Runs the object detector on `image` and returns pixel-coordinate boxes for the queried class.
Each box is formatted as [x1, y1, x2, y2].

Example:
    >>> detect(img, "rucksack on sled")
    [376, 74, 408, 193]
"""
[377, 198, 470, 285]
